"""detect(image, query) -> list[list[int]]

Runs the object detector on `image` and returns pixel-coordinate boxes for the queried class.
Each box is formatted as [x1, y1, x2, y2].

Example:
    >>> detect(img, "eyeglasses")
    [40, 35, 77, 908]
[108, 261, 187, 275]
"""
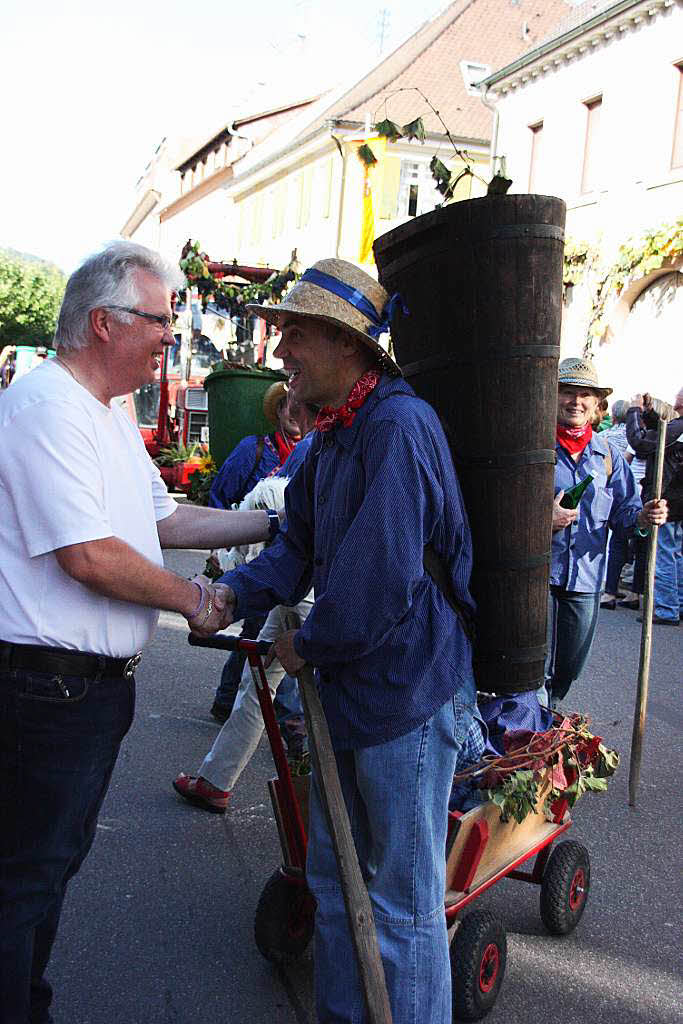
[106, 306, 174, 331]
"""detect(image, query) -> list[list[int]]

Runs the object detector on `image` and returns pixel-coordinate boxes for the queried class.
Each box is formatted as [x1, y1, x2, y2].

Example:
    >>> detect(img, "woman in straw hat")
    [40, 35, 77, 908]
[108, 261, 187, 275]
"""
[211, 257, 477, 1024]
[546, 358, 667, 708]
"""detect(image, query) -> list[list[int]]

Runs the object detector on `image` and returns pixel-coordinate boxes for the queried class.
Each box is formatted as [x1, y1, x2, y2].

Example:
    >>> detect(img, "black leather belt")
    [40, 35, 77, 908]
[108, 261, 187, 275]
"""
[0, 641, 142, 679]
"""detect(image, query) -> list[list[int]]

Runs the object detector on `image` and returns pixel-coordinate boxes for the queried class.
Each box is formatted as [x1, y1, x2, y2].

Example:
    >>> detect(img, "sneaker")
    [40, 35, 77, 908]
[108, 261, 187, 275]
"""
[172, 773, 231, 813]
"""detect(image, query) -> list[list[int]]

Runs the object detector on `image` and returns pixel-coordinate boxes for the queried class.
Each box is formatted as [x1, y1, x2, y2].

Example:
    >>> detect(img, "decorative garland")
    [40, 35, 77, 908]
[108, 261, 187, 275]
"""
[563, 218, 683, 355]
[178, 240, 300, 315]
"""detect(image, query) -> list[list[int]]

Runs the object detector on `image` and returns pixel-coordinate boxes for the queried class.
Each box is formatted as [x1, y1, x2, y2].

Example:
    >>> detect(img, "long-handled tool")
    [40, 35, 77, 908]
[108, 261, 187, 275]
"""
[628, 413, 667, 807]
[283, 612, 393, 1024]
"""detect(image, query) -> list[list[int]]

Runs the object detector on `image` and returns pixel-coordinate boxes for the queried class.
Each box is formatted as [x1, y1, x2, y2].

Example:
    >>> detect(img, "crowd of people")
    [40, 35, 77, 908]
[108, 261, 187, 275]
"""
[0, 237, 679, 1024]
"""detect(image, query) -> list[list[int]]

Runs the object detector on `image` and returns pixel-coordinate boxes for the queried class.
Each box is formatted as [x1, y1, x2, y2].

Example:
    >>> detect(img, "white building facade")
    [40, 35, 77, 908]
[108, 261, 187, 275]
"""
[482, 0, 683, 405]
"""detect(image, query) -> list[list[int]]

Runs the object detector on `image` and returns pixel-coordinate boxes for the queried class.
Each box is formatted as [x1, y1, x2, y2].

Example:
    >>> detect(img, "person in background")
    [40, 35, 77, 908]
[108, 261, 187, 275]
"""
[212, 258, 477, 1024]
[626, 389, 683, 625]
[208, 381, 300, 509]
[546, 358, 667, 709]
[173, 474, 315, 813]
[593, 396, 611, 431]
[600, 399, 635, 609]
[207, 384, 304, 721]
[0, 241, 276, 1024]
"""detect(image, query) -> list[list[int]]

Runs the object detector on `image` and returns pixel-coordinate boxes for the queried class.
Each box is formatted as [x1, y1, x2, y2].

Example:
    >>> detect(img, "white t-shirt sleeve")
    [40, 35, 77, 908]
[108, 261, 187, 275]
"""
[5, 400, 115, 557]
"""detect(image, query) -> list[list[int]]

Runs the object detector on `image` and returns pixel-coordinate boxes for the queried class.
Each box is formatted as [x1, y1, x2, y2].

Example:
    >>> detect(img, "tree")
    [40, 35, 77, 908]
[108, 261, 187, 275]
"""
[0, 250, 66, 349]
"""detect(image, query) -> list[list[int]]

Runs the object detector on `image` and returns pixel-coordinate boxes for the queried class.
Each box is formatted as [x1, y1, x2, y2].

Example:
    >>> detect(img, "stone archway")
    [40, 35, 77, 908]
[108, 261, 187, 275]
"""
[594, 270, 683, 405]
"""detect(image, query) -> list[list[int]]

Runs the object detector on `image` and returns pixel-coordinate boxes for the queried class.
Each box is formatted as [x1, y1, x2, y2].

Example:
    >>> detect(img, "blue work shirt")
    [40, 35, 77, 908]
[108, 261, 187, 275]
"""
[551, 433, 642, 593]
[220, 374, 476, 750]
[208, 434, 279, 509]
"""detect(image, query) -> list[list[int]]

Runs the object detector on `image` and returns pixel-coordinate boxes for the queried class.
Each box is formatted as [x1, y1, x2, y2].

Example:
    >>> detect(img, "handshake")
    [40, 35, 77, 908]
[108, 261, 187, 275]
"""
[184, 575, 236, 636]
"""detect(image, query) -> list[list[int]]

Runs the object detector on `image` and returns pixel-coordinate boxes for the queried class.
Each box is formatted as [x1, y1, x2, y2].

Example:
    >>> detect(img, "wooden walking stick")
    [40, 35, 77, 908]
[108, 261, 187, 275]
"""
[628, 414, 667, 807]
[285, 613, 393, 1024]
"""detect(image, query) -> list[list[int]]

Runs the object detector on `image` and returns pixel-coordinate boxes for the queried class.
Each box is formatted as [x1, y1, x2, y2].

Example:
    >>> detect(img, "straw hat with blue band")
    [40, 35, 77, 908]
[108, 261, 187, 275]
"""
[246, 258, 407, 377]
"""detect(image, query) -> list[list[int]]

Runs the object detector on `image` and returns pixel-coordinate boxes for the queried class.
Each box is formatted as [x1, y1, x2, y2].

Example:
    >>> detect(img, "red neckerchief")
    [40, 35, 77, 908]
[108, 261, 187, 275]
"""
[556, 423, 593, 455]
[315, 371, 381, 433]
[274, 430, 298, 465]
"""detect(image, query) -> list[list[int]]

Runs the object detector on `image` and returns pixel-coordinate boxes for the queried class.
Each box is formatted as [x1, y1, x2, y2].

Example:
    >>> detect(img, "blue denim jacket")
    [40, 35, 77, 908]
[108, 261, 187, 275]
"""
[221, 374, 476, 749]
[550, 433, 642, 592]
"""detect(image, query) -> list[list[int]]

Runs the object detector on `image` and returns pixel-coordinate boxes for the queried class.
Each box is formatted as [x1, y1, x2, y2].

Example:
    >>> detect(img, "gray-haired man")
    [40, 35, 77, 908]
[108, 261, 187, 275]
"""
[0, 241, 273, 1023]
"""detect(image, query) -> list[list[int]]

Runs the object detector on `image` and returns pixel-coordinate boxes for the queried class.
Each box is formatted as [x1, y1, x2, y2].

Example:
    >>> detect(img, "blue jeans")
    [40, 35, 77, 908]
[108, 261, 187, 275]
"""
[545, 588, 601, 704]
[0, 668, 135, 1023]
[214, 616, 264, 707]
[306, 690, 475, 1024]
[654, 521, 683, 621]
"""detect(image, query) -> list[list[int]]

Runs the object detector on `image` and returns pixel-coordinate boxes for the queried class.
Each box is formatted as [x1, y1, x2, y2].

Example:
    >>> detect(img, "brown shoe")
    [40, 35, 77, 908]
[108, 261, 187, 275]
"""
[173, 773, 231, 813]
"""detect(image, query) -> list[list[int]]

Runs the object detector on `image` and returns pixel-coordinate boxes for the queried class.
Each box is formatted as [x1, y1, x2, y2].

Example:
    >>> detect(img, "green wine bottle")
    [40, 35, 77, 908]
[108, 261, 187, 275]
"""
[560, 474, 594, 509]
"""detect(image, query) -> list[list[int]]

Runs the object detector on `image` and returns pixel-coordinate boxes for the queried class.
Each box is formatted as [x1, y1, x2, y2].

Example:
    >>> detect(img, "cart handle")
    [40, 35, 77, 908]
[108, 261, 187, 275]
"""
[187, 633, 271, 655]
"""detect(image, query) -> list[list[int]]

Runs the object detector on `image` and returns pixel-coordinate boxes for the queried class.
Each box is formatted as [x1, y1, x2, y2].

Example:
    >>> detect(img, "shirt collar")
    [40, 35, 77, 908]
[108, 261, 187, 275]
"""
[326, 374, 413, 449]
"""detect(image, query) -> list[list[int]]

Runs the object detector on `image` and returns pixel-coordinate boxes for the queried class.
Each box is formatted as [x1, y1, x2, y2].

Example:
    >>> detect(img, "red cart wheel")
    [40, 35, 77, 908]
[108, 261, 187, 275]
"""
[254, 870, 315, 964]
[540, 840, 590, 935]
[451, 909, 507, 1021]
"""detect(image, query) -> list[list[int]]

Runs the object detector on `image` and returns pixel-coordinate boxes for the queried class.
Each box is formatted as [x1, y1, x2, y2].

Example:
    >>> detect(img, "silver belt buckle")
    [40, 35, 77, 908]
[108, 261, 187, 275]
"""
[123, 652, 142, 678]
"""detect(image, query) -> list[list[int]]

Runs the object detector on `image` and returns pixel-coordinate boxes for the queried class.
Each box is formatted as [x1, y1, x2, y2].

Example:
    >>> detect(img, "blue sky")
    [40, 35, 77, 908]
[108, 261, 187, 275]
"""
[1, 0, 446, 272]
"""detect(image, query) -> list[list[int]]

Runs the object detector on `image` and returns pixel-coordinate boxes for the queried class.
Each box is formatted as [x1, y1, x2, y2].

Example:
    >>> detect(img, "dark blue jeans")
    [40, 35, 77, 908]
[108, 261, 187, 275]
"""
[545, 588, 601, 704]
[605, 532, 630, 595]
[0, 668, 135, 1024]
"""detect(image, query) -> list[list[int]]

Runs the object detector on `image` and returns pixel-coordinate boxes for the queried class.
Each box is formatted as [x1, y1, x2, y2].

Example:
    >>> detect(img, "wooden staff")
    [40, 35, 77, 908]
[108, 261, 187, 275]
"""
[285, 613, 393, 1024]
[628, 413, 667, 807]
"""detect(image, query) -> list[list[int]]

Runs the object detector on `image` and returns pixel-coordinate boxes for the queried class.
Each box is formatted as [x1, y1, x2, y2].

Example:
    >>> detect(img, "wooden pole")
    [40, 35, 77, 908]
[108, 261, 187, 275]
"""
[285, 614, 393, 1024]
[628, 414, 667, 807]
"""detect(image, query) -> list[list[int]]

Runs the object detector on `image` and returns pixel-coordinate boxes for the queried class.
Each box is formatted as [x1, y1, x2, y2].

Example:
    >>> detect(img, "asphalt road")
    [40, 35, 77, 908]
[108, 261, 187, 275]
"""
[49, 547, 682, 1024]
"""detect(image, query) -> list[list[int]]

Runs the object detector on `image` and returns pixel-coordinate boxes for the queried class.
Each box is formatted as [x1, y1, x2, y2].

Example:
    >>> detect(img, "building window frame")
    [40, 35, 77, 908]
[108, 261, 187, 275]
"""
[528, 121, 544, 194]
[580, 95, 603, 194]
[671, 63, 683, 170]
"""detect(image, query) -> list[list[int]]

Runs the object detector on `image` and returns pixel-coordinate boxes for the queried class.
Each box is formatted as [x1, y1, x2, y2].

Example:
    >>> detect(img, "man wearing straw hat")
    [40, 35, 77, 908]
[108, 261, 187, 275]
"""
[211, 258, 477, 1024]
[547, 357, 668, 708]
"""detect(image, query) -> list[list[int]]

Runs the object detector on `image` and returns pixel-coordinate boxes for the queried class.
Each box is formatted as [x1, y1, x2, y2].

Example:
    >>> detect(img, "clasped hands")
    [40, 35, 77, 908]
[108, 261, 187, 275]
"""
[185, 579, 305, 675]
[185, 575, 236, 636]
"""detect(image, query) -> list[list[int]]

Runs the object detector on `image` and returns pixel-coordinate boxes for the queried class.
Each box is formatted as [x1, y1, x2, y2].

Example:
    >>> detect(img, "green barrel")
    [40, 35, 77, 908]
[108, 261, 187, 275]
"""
[204, 367, 286, 470]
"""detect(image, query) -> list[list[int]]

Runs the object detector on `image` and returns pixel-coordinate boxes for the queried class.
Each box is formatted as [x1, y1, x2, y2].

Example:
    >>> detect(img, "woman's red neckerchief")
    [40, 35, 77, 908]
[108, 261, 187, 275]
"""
[556, 423, 593, 455]
[274, 430, 297, 465]
[315, 371, 381, 433]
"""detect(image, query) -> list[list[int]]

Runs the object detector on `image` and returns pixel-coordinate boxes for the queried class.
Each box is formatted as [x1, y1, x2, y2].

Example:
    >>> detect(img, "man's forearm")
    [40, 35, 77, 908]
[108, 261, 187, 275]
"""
[156, 504, 271, 549]
[55, 536, 201, 617]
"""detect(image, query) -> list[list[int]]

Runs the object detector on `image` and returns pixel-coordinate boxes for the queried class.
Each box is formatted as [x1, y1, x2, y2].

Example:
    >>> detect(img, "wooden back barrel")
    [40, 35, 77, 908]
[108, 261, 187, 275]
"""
[374, 194, 566, 694]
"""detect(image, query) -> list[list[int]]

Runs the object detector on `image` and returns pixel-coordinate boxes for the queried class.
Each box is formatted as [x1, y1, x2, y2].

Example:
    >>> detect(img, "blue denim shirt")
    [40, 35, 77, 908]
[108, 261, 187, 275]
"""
[220, 374, 476, 749]
[550, 433, 642, 593]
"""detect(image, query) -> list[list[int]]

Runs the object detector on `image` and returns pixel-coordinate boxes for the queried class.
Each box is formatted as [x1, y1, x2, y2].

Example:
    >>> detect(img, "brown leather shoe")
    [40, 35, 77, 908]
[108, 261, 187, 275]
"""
[173, 773, 231, 813]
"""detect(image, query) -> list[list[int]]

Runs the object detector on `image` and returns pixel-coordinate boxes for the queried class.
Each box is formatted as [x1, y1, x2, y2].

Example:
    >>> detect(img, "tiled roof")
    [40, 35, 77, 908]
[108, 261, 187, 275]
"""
[310, 0, 576, 142]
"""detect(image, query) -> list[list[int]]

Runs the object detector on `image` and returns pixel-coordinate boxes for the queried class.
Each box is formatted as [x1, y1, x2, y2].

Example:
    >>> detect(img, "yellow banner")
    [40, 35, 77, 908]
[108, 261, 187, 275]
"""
[357, 137, 386, 265]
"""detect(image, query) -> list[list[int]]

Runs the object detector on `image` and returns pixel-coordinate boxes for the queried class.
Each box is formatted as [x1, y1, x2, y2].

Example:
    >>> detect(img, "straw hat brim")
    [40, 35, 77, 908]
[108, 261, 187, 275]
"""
[247, 293, 401, 378]
[558, 376, 613, 398]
